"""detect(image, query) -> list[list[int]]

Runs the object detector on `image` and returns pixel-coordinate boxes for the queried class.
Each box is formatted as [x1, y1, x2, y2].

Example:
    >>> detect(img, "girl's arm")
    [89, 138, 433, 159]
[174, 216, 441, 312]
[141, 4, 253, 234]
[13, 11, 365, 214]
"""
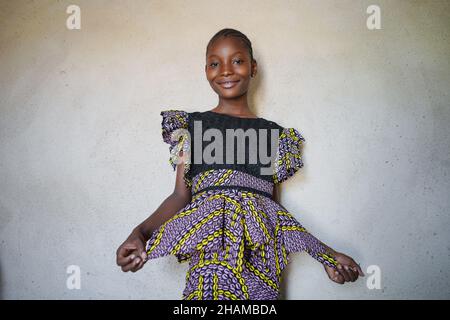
[272, 185, 364, 283]
[132, 161, 192, 240]
[116, 160, 191, 272]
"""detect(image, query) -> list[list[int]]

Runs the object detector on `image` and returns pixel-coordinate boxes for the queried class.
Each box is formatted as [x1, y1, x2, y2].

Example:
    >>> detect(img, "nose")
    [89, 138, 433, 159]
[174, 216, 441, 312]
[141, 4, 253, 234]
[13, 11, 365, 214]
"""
[220, 62, 233, 76]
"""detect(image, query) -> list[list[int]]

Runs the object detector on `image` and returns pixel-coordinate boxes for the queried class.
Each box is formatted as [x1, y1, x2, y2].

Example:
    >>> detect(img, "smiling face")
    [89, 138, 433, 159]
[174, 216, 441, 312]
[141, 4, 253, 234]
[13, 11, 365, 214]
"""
[205, 36, 257, 99]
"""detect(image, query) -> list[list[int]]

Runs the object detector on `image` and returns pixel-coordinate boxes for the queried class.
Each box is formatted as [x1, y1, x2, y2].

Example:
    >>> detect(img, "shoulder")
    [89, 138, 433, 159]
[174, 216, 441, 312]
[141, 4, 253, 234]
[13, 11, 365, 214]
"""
[160, 108, 195, 130]
[255, 117, 286, 137]
[161, 109, 215, 124]
[268, 118, 306, 185]
[160, 109, 192, 145]
[161, 109, 190, 123]
[261, 117, 305, 138]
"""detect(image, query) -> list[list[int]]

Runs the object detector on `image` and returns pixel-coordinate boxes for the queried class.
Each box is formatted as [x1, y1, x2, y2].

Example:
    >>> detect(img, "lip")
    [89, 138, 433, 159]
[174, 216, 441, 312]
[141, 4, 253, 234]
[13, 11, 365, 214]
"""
[217, 80, 240, 89]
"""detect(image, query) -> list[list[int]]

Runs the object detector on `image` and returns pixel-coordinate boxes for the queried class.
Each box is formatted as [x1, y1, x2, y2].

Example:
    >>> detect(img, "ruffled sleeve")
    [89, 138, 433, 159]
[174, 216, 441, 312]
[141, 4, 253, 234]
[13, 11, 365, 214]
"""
[160, 109, 192, 188]
[272, 127, 306, 184]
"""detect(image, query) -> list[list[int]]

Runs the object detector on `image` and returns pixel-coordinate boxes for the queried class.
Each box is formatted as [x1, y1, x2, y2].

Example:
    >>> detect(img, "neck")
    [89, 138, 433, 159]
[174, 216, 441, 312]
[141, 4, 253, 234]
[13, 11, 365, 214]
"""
[214, 96, 255, 117]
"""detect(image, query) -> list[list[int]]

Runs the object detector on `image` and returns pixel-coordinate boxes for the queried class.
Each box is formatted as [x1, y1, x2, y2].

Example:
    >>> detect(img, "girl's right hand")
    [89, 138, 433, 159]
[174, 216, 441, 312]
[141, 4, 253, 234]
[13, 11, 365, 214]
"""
[116, 237, 148, 272]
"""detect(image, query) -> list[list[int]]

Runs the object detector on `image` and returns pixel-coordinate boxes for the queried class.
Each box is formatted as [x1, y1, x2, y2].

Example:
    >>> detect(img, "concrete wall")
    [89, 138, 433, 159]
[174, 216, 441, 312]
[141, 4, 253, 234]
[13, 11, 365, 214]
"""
[0, 0, 449, 299]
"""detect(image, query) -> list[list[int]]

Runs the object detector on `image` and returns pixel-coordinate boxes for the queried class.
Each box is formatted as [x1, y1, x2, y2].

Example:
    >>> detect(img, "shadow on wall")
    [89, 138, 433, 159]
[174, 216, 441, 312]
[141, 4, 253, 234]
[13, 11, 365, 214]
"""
[0, 259, 3, 299]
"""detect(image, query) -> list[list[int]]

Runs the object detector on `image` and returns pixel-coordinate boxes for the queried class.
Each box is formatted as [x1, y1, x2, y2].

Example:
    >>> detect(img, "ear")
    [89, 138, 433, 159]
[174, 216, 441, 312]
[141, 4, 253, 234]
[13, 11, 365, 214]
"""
[251, 59, 258, 77]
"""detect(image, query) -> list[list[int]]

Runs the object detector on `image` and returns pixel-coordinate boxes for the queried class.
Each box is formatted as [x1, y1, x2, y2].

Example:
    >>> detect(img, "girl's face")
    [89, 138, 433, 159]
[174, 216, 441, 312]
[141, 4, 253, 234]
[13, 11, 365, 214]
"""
[205, 37, 256, 99]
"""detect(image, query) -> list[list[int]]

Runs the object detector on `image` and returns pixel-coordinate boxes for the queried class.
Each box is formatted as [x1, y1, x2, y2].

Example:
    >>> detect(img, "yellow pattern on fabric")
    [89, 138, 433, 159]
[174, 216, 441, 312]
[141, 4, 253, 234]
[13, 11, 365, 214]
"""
[217, 290, 239, 300]
[281, 245, 288, 266]
[246, 199, 273, 243]
[272, 128, 304, 185]
[281, 225, 308, 233]
[193, 170, 212, 193]
[198, 275, 204, 299]
[185, 250, 206, 286]
[318, 252, 339, 266]
[192, 191, 207, 202]
[245, 261, 279, 291]
[257, 209, 268, 219]
[273, 222, 282, 283]
[146, 207, 199, 255]
[224, 244, 230, 260]
[186, 291, 197, 300]
[214, 169, 233, 186]
[156, 180, 302, 300]
[277, 210, 295, 218]
[188, 259, 250, 299]
[171, 208, 231, 255]
[195, 229, 237, 251]
[260, 244, 271, 273]
[213, 273, 219, 300]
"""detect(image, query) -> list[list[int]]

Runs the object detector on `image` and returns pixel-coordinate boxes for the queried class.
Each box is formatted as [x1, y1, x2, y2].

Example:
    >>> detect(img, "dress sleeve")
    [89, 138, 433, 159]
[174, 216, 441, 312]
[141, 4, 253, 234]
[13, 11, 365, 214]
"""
[272, 127, 306, 184]
[160, 109, 192, 188]
[272, 127, 338, 268]
[278, 206, 339, 269]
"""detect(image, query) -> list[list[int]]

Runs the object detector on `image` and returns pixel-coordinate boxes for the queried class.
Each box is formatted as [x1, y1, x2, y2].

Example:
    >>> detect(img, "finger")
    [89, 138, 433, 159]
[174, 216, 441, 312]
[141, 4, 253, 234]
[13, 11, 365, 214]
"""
[346, 260, 363, 279]
[354, 263, 365, 276]
[135, 258, 145, 271]
[345, 265, 358, 282]
[121, 259, 138, 272]
[119, 252, 141, 271]
[122, 256, 142, 272]
[332, 272, 345, 284]
[117, 252, 137, 267]
[128, 240, 146, 262]
[324, 265, 337, 280]
[342, 265, 355, 281]
[344, 265, 357, 282]
[116, 245, 138, 264]
[337, 264, 351, 282]
[140, 250, 147, 261]
[328, 267, 344, 284]
[130, 257, 143, 273]
[117, 244, 138, 256]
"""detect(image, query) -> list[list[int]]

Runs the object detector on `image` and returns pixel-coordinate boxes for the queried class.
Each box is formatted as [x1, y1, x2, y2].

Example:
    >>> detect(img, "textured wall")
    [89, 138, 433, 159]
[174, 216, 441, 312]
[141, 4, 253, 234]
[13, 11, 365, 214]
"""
[0, 0, 449, 299]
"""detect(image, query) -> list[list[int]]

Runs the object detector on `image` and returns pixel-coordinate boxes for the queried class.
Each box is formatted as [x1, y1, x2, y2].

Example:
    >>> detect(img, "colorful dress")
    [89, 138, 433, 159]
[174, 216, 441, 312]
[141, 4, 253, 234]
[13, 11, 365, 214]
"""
[145, 109, 338, 300]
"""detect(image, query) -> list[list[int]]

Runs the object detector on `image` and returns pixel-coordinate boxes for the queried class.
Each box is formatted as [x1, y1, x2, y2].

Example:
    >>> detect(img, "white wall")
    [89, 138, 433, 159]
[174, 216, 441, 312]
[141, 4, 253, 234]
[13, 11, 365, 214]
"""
[0, 0, 449, 299]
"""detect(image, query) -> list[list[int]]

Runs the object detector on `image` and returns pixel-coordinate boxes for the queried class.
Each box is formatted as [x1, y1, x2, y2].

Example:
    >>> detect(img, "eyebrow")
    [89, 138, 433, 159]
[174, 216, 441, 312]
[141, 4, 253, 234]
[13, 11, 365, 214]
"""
[207, 51, 244, 59]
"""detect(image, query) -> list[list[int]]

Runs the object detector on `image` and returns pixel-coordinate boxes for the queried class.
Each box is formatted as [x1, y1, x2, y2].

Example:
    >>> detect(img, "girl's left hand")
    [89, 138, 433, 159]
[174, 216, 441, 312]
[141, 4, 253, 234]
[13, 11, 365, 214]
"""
[324, 251, 364, 284]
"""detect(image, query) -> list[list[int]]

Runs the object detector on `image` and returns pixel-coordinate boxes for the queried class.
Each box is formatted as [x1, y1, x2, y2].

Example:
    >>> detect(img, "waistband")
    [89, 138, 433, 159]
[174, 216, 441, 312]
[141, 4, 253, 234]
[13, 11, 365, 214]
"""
[190, 169, 274, 199]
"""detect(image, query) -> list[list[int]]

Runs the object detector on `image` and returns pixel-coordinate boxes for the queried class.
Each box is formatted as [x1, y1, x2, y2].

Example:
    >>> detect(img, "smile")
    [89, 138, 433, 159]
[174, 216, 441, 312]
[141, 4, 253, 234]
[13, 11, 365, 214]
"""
[218, 80, 240, 89]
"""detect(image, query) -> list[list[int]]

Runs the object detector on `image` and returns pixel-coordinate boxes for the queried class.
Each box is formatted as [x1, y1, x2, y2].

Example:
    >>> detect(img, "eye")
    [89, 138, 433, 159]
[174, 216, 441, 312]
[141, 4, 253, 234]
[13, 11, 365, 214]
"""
[208, 59, 243, 68]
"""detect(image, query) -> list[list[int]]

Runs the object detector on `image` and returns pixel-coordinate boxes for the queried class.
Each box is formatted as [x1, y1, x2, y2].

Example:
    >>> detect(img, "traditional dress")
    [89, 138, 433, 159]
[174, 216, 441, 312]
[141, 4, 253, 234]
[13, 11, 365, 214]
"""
[145, 109, 338, 300]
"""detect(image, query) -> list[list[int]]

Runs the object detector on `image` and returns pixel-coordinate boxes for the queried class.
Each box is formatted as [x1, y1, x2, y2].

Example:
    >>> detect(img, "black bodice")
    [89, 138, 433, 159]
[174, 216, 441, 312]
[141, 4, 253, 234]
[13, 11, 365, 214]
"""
[185, 111, 284, 183]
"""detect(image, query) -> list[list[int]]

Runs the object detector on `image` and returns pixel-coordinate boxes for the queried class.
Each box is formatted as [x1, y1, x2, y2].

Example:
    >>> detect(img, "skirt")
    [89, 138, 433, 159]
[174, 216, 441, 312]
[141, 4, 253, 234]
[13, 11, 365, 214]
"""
[145, 168, 338, 300]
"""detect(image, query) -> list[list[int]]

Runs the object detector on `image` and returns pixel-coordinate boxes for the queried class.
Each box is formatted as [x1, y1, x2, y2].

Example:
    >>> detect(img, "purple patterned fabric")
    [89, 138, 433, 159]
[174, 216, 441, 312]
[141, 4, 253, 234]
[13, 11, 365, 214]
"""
[273, 127, 306, 184]
[160, 110, 192, 188]
[145, 109, 338, 300]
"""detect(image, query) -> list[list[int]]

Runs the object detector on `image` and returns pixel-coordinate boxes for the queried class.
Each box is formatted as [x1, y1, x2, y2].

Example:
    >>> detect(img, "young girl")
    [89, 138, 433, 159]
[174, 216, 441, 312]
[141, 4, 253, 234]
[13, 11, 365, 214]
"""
[116, 28, 364, 300]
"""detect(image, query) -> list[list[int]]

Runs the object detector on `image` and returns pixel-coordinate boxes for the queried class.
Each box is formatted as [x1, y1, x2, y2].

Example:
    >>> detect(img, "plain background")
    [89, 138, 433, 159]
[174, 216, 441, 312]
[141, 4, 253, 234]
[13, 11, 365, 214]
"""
[0, 0, 449, 299]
